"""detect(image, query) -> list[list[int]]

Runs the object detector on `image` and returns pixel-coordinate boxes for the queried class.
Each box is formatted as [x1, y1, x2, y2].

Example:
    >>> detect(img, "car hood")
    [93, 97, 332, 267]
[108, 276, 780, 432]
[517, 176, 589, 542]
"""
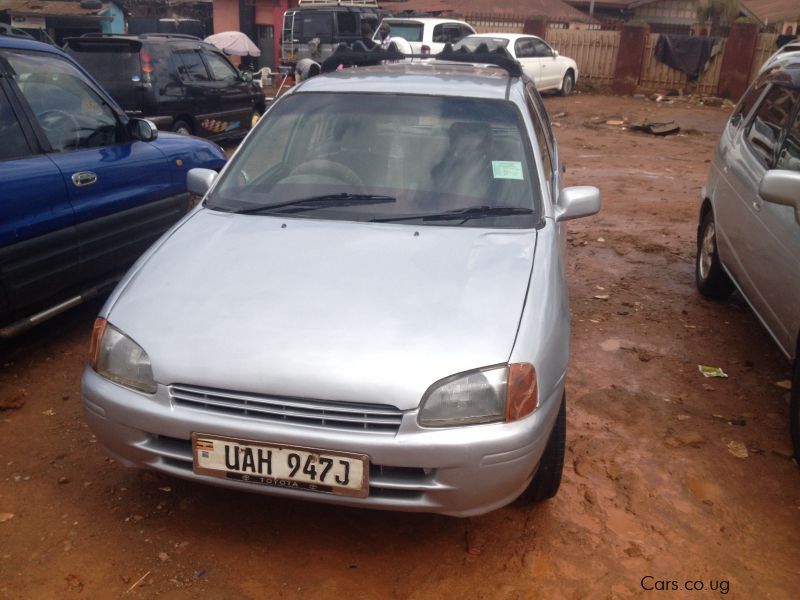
[108, 210, 537, 410]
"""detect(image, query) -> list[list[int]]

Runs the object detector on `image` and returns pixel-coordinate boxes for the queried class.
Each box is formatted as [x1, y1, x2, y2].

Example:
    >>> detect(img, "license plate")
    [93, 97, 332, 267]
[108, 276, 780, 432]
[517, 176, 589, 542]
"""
[191, 434, 369, 498]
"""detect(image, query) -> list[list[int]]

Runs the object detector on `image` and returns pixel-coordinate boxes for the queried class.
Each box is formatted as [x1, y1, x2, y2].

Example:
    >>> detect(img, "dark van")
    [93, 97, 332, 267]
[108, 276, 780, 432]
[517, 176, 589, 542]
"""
[65, 33, 266, 141]
[281, 0, 386, 73]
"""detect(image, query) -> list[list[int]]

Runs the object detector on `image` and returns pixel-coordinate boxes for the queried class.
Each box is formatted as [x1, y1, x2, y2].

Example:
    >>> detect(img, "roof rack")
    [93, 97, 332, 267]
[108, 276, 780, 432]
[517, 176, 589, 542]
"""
[298, 0, 378, 5]
[319, 43, 523, 77]
[138, 33, 203, 41]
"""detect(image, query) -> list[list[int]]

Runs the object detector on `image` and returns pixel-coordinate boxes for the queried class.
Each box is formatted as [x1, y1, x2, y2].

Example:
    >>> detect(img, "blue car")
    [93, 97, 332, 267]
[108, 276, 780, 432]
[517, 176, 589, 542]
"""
[0, 37, 226, 337]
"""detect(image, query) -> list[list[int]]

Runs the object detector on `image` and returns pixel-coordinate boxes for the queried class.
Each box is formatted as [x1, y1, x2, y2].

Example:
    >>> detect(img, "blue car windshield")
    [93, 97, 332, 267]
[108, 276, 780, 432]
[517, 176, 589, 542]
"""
[207, 92, 542, 228]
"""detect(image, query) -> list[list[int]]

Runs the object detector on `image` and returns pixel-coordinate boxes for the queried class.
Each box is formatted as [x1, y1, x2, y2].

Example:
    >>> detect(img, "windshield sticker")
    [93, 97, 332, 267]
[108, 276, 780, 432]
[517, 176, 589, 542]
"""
[492, 161, 524, 180]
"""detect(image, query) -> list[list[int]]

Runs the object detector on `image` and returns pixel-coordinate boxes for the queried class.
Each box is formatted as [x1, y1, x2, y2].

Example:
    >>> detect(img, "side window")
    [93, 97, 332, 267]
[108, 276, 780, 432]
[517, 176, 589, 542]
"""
[460, 25, 474, 39]
[0, 87, 32, 161]
[5, 49, 122, 152]
[443, 24, 465, 43]
[337, 12, 358, 36]
[525, 88, 553, 188]
[776, 108, 800, 172]
[532, 40, 552, 58]
[731, 82, 765, 127]
[176, 50, 210, 82]
[745, 85, 799, 167]
[432, 24, 446, 44]
[203, 51, 239, 82]
[515, 38, 534, 58]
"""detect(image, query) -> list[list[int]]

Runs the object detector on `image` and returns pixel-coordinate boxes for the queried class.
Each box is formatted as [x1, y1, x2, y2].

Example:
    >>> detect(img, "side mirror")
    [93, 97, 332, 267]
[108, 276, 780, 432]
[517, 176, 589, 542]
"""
[759, 169, 800, 224]
[553, 50, 559, 58]
[187, 168, 218, 196]
[555, 186, 601, 222]
[129, 118, 158, 142]
[242, 71, 254, 84]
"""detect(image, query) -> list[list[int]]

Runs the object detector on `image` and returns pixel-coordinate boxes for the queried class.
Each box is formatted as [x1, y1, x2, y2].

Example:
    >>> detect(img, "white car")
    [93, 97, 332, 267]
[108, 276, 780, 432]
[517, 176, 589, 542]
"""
[373, 17, 475, 54]
[456, 33, 578, 95]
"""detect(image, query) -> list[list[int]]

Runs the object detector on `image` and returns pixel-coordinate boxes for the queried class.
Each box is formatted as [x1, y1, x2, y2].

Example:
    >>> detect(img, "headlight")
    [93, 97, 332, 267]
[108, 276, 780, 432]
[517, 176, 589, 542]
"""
[89, 318, 156, 394]
[418, 363, 538, 428]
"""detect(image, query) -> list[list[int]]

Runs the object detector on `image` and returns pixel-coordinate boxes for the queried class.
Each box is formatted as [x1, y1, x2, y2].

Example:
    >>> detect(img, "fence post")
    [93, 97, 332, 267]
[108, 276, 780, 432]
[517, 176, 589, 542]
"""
[717, 20, 760, 100]
[612, 22, 650, 94]
[523, 16, 548, 38]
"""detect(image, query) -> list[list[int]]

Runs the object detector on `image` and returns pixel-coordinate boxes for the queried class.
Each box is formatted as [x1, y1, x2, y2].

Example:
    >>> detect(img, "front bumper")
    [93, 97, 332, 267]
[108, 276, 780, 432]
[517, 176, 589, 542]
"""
[81, 367, 564, 517]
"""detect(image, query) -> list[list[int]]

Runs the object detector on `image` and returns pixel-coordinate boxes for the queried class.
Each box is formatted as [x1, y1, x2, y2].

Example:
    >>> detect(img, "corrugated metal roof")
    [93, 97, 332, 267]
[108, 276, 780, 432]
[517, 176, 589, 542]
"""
[383, 0, 597, 23]
[0, 1, 111, 18]
[742, 0, 800, 24]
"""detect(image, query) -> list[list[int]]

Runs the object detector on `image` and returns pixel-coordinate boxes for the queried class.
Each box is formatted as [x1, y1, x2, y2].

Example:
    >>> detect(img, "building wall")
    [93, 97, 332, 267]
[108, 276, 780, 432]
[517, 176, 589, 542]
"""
[214, 0, 240, 33]
[634, 0, 696, 25]
[100, 3, 126, 34]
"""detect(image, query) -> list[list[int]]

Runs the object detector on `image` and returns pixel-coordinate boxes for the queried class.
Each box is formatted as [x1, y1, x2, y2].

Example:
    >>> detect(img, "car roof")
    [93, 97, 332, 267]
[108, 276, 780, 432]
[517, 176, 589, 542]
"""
[382, 17, 470, 25]
[293, 61, 518, 98]
[0, 35, 64, 54]
[465, 33, 543, 43]
[759, 53, 800, 88]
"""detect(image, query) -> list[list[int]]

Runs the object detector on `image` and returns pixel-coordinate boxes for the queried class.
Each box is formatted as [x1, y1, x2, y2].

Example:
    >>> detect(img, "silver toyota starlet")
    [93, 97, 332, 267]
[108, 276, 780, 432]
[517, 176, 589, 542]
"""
[81, 48, 600, 517]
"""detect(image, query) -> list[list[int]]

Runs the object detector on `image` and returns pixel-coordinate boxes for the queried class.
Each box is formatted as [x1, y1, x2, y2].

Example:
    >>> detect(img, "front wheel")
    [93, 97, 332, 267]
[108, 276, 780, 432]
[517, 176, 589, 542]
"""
[559, 71, 574, 96]
[517, 394, 566, 503]
[695, 209, 734, 299]
[171, 120, 192, 136]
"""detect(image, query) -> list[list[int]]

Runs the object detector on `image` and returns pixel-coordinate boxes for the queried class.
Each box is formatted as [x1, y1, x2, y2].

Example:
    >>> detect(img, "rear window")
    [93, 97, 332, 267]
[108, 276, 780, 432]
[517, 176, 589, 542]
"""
[65, 42, 142, 87]
[456, 37, 510, 53]
[380, 21, 423, 43]
[298, 13, 334, 42]
[207, 92, 541, 229]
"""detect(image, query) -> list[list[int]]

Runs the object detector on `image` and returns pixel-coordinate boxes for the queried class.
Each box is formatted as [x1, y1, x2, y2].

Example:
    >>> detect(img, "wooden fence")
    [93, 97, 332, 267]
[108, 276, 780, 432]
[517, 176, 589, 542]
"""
[639, 33, 727, 95]
[545, 29, 619, 85]
[751, 33, 780, 82]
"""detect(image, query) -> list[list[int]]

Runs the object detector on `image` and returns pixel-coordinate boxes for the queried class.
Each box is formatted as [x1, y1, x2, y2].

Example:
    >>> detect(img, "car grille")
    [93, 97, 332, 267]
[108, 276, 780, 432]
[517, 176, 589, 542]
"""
[169, 384, 404, 434]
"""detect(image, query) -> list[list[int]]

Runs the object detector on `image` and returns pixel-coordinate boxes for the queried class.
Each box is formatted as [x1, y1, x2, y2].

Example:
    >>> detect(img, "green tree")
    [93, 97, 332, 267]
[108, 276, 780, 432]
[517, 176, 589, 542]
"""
[696, 0, 741, 36]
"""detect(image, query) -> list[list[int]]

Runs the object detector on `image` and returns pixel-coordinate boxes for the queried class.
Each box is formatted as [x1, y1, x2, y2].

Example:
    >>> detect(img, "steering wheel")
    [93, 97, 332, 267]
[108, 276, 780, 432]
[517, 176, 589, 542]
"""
[284, 159, 366, 190]
[36, 109, 81, 151]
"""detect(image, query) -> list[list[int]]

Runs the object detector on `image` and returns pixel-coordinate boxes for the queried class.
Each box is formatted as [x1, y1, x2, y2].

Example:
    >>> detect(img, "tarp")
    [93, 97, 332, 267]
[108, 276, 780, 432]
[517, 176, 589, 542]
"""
[654, 34, 722, 81]
[204, 31, 260, 57]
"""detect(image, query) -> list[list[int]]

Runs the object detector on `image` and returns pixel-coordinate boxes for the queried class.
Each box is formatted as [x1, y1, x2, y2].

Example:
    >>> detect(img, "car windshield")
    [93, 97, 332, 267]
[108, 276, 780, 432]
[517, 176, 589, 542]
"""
[455, 37, 510, 52]
[207, 92, 541, 228]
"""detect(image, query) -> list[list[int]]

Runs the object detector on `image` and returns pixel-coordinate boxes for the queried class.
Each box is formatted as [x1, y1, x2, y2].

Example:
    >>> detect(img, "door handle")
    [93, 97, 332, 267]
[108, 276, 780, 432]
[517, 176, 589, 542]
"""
[71, 171, 97, 187]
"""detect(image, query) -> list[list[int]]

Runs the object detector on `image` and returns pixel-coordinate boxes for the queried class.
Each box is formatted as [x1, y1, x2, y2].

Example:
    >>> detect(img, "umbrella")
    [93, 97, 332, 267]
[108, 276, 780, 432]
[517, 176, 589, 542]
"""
[204, 31, 261, 57]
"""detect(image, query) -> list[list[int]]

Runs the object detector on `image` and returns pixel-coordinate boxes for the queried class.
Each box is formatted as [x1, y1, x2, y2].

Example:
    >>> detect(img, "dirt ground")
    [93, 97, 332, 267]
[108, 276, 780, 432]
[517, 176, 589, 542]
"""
[1, 93, 799, 599]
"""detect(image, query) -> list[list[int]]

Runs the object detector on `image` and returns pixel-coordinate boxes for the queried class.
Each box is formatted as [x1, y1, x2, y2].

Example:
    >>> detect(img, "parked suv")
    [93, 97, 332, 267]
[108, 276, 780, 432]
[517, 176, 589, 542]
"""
[0, 36, 226, 336]
[695, 53, 800, 459]
[64, 33, 266, 141]
[373, 17, 475, 54]
[281, 0, 386, 73]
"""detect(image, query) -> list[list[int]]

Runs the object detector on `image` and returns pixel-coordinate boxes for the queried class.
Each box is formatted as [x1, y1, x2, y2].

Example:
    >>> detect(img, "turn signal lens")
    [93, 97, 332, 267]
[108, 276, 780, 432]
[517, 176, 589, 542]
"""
[89, 317, 107, 370]
[506, 363, 537, 422]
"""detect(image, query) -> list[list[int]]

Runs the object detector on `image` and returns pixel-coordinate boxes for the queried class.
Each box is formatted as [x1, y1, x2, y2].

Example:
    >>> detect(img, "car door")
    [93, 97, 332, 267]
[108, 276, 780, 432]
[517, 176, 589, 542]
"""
[173, 46, 217, 135]
[716, 83, 800, 352]
[200, 49, 254, 135]
[5, 46, 177, 288]
[515, 38, 541, 86]
[532, 39, 560, 89]
[0, 61, 76, 323]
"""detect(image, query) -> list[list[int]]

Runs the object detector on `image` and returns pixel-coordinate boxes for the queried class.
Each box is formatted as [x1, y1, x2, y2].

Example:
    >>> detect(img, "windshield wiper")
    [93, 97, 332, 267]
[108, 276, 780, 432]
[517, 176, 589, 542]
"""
[233, 193, 396, 215]
[372, 205, 534, 223]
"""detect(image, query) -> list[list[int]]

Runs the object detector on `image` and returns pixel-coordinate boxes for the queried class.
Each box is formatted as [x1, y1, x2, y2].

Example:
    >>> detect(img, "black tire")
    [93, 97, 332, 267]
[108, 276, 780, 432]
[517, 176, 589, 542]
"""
[559, 71, 575, 96]
[518, 394, 566, 503]
[695, 209, 734, 299]
[171, 120, 192, 136]
[791, 359, 800, 462]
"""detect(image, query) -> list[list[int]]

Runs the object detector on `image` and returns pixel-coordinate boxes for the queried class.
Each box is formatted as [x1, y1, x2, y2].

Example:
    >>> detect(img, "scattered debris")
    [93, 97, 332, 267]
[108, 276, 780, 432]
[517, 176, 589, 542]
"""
[158, 486, 172, 493]
[58, 476, 70, 485]
[676, 414, 691, 421]
[41, 409, 55, 416]
[593, 294, 610, 300]
[606, 119, 626, 126]
[629, 120, 680, 136]
[125, 571, 151, 594]
[0, 512, 14, 523]
[158, 552, 169, 562]
[775, 380, 792, 390]
[699, 365, 728, 378]
[727, 441, 749, 459]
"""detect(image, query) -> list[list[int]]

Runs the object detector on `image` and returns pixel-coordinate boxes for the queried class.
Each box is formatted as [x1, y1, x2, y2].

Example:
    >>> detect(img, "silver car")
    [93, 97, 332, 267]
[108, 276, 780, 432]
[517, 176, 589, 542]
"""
[695, 55, 800, 460]
[81, 50, 600, 516]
